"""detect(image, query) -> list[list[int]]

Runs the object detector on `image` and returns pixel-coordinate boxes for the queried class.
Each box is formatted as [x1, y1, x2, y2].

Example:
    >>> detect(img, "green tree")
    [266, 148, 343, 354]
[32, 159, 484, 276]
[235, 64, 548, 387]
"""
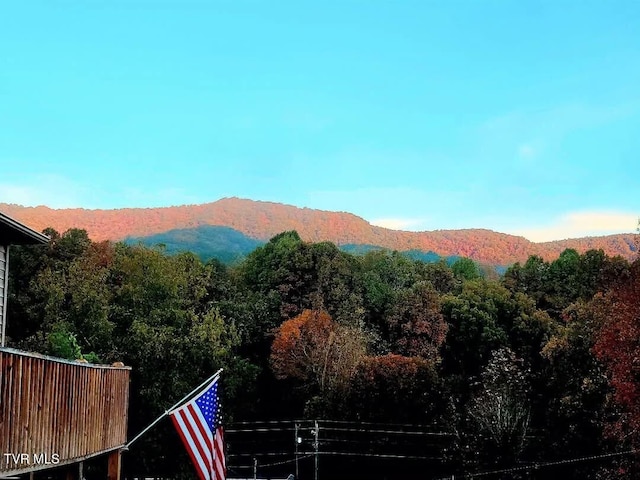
[504, 249, 630, 320]
[451, 257, 481, 281]
[105, 243, 256, 476]
[240, 231, 315, 320]
[357, 250, 421, 351]
[7, 228, 95, 344]
[442, 279, 552, 383]
[503, 255, 550, 308]
[535, 299, 613, 476]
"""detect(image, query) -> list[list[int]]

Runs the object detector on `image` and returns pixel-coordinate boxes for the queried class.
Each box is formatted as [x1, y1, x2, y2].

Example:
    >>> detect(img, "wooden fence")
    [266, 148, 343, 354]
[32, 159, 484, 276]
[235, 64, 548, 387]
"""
[0, 348, 130, 476]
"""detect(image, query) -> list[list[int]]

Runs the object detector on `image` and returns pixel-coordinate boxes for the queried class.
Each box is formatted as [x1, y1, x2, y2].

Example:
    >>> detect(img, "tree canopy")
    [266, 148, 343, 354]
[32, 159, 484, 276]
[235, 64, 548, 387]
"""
[6, 227, 640, 479]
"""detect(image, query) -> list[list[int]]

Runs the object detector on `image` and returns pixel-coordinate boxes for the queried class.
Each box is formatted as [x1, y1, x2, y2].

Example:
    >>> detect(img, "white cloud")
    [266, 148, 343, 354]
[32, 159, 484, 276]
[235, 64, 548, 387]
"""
[511, 211, 638, 242]
[517, 143, 536, 160]
[370, 218, 426, 231]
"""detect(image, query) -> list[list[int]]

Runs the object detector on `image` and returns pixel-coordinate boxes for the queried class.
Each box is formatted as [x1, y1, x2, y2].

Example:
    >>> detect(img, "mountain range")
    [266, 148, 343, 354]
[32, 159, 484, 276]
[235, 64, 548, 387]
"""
[1, 197, 636, 265]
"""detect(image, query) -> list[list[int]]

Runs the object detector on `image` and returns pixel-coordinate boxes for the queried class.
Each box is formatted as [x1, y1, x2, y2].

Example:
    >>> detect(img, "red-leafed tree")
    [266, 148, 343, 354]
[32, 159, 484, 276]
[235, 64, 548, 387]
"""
[270, 309, 367, 395]
[593, 261, 640, 442]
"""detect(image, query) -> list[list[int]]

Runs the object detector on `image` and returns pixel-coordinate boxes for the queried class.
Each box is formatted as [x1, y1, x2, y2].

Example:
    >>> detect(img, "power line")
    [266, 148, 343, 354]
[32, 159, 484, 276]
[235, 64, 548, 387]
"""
[312, 451, 440, 460]
[229, 451, 442, 460]
[258, 454, 315, 469]
[229, 419, 445, 428]
[229, 453, 300, 458]
[226, 419, 639, 479]
[227, 427, 295, 433]
[227, 420, 451, 436]
[434, 449, 638, 479]
[319, 426, 452, 436]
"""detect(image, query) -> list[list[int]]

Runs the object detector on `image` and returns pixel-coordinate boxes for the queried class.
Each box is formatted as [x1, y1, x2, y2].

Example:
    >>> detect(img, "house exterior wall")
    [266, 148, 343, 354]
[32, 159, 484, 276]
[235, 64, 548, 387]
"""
[0, 245, 7, 347]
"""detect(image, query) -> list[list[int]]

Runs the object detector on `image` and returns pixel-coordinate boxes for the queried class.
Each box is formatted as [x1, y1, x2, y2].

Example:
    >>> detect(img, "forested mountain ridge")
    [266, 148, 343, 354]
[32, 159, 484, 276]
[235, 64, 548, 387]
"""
[1, 197, 636, 265]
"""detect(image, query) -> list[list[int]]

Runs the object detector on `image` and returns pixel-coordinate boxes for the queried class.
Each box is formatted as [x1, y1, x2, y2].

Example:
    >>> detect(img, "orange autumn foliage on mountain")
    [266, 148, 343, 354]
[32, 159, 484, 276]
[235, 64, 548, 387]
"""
[2, 198, 636, 265]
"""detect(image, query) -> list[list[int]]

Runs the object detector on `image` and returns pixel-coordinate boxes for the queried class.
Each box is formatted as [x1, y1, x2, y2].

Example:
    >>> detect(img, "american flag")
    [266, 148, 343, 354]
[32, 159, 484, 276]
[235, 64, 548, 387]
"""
[170, 377, 226, 480]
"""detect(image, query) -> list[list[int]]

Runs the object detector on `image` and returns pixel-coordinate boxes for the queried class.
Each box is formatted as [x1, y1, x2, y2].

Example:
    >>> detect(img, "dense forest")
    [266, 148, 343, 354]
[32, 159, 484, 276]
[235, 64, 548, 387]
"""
[6, 227, 640, 479]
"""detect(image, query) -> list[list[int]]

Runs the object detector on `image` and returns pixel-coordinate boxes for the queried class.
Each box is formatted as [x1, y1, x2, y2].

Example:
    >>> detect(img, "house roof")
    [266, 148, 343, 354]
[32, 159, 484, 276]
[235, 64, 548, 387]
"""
[0, 211, 49, 245]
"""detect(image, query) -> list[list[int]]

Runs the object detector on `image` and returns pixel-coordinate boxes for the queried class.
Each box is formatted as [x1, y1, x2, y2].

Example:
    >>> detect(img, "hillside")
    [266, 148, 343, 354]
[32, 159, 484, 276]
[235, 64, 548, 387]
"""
[1, 198, 637, 265]
[124, 227, 467, 267]
[124, 225, 264, 264]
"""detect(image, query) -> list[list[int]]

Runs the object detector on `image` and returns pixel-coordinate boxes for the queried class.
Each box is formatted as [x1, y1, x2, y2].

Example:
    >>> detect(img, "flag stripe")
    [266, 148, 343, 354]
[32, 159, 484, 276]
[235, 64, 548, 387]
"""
[171, 410, 210, 480]
[186, 403, 214, 466]
[213, 426, 225, 480]
[170, 377, 225, 480]
[175, 405, 212, 480]
[174, 407, 211, 480]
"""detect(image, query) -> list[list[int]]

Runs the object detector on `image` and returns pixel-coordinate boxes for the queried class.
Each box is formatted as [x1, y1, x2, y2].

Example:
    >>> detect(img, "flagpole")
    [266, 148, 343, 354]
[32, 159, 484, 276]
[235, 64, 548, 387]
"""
[123, 368, 223, 450]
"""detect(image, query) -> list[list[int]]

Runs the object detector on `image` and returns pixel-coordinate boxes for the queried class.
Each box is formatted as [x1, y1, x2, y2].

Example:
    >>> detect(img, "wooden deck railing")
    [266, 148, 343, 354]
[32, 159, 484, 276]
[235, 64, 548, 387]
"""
[0, 348, 130, 476]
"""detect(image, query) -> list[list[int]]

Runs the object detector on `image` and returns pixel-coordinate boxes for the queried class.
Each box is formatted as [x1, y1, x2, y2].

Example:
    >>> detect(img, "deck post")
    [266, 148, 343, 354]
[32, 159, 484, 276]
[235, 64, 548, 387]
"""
[107, 450, 122, 480]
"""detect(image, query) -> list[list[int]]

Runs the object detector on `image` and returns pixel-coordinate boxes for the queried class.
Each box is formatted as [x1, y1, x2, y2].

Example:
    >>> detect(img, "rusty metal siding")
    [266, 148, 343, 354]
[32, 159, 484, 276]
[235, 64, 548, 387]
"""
[0, 348, 130, 476]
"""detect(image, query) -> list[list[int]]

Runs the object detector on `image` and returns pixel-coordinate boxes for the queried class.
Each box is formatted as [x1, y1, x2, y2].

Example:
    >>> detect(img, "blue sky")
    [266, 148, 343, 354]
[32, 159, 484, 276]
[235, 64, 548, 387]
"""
[1, 0, 639, 241]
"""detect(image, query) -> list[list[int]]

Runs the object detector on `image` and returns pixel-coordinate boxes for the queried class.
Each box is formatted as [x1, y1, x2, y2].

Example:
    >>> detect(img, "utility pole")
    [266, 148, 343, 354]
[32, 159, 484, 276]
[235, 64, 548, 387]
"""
[295, 422, 300, 479]
[313, 420, 319, 480]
